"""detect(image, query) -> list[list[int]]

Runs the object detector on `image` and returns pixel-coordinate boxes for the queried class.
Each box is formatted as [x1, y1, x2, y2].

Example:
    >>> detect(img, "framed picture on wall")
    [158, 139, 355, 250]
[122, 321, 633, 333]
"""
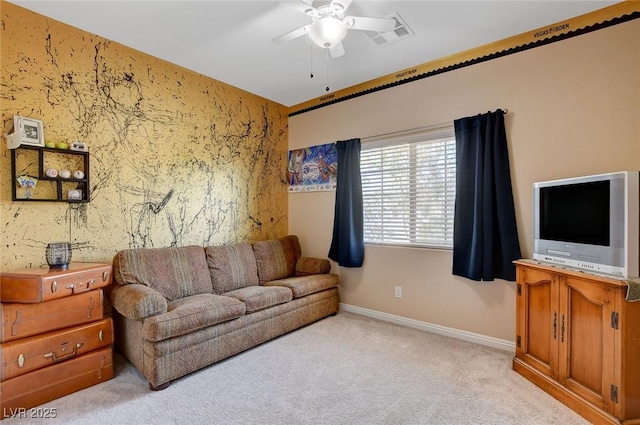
[288, 142, 338, 192]
[13, 115, 45, 147]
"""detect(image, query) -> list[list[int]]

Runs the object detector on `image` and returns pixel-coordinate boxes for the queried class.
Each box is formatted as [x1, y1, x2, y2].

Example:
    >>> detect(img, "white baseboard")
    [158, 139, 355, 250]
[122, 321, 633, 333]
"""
[339, 303, 516, 353]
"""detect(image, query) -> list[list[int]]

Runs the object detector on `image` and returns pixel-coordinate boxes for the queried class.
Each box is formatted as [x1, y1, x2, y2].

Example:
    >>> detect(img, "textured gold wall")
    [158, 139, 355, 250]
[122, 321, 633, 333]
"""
[0, 2, 289, 270]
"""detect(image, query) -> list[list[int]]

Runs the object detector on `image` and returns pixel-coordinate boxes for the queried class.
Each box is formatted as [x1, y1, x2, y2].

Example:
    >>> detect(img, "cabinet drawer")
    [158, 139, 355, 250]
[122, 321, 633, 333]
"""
[0, 346, 113, 413]
[0, 318, 113, 381]
[0, 263, 111, 303]
[0, 289, 104, 343]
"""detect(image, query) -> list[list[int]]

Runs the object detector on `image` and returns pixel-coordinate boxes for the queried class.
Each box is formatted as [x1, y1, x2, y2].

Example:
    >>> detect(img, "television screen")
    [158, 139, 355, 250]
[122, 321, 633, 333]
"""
[540, 180, 610, 246]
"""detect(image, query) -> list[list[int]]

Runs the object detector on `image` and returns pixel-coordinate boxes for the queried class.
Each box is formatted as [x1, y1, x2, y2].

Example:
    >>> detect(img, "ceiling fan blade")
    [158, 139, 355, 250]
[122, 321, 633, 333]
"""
[331, 0, 353, 12]
[271, 25, 310, 44]
[346, 16, 396, 33]
[287, 0, 317, 16]
[329, 42, 345, 58]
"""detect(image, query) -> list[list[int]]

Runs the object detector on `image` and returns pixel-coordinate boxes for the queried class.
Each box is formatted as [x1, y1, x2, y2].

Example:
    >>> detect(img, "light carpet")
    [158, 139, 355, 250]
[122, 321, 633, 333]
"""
[3, 312, 588, 425]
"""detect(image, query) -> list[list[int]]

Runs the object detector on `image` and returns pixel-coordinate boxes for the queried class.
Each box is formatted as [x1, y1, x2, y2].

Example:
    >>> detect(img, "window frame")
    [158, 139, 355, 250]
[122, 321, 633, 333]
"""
[360, 124, 456, 250]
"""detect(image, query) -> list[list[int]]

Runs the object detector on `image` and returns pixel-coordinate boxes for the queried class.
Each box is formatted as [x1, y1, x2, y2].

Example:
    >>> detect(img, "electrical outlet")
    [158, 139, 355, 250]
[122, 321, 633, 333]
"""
[394, 286, 402, 299]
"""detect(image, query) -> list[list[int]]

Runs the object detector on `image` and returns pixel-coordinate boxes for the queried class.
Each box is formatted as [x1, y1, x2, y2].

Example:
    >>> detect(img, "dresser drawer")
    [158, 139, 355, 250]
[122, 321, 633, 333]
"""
[0, 346, 113, 413]
[0, 318, 113, 381]
[0, 289, 104, 343]
[0, 263, 111, 303]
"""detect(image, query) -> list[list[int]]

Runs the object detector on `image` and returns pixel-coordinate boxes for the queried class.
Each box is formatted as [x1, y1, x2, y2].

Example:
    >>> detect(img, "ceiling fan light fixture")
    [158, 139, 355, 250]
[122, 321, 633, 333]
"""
[309, 16, 347, 49]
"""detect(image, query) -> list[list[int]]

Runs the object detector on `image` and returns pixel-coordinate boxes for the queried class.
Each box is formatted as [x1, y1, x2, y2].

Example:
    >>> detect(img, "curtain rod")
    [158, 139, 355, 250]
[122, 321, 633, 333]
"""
[360, 108, 509, 142]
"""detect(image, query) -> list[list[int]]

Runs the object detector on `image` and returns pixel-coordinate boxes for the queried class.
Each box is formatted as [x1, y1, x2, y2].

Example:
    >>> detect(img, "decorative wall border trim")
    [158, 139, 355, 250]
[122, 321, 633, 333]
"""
[289, 2, 640, 117]
[339, 303, 515, 353]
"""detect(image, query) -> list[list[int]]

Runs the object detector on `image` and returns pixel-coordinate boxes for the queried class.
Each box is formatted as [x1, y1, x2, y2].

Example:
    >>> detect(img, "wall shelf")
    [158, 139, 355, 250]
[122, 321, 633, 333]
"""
[11, 145, 90, 203]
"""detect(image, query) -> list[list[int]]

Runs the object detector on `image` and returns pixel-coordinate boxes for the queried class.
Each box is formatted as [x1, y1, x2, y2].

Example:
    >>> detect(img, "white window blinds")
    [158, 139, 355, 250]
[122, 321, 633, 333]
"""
[361, 125, 456, 249]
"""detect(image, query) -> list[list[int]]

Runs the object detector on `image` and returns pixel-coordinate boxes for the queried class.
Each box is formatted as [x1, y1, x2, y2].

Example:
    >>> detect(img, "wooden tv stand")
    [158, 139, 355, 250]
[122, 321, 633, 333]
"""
[513, 260, 640, 424]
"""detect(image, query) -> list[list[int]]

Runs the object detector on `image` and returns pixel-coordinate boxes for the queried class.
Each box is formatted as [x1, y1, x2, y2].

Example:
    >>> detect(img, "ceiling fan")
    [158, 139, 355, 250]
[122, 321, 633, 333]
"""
[272, 0, 397, 58]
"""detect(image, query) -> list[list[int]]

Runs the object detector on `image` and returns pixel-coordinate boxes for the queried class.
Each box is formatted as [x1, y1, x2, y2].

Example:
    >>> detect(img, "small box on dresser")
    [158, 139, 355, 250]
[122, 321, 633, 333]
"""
[0, 263, 114, 418]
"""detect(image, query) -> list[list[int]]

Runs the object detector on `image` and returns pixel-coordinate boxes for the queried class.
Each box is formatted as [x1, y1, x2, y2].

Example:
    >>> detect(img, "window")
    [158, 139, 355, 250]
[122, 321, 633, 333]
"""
[361, 125, 456, 249]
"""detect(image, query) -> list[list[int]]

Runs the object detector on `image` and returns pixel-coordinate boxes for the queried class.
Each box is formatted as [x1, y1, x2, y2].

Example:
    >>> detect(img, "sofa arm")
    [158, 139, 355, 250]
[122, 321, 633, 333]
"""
[295, 257, 331, 276]
[110, 283, 168, 320]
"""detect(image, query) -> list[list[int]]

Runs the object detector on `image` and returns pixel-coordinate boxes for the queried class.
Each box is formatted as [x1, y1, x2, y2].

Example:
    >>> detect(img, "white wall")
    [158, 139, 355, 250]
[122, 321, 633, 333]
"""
[289, 20, 640, 342]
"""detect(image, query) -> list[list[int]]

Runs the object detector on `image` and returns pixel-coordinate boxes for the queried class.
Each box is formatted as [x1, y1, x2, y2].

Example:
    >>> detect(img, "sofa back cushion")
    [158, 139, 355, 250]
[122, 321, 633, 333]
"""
[205, 243, 259, 294]
[113, 245, 212, 301]
[252, 235, 302, 284]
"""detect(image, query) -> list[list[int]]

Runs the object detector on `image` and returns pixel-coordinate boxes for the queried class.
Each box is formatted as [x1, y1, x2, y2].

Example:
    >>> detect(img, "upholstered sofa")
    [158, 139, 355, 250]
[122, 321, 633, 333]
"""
[109, 235, 339, 390]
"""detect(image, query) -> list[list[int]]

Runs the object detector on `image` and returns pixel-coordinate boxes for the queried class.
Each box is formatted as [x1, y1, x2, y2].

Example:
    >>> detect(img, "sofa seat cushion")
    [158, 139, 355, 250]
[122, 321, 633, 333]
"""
[142, 294, 246, 342]
[114, 245, 212, 301]
[206, 243, 259, 294]
[223, 286, 293, 313]
[264, 274, 340, 299]
[253, 235, 302, 284]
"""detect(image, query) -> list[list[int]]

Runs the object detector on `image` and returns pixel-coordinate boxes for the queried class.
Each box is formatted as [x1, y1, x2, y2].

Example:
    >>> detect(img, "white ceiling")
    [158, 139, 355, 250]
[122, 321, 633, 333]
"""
[9, 0, 618, 107]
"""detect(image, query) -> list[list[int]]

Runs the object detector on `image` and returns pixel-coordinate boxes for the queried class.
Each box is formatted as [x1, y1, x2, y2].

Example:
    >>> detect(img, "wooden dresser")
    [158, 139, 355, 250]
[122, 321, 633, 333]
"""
[0, 263, 114, 418]
[513, 260, 640, 425]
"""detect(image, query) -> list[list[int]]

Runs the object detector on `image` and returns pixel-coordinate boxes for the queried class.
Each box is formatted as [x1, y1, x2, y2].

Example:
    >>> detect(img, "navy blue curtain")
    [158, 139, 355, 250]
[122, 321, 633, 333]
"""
[328, 138, 364, 267]
[452, 110, 521, 281]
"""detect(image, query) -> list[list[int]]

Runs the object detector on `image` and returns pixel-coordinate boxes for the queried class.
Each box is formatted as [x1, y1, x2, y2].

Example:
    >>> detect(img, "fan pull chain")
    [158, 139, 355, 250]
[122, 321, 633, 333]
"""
[310, 47, 314, 79]
[325, 49, 330, 92]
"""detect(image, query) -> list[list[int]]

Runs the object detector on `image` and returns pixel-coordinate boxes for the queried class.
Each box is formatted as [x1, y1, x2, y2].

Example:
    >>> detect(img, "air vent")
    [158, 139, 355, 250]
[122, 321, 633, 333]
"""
[363, 13, 414, 47]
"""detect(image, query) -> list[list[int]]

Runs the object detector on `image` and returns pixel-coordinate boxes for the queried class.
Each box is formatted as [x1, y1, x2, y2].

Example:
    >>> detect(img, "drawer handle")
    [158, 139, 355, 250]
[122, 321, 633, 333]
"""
[67, 281, 94, 294]
[44, 343, 83, 362]
[51, 280, 57, 293]
[102, 271, 108, 282]
[11, 310, 21, 336]
[18, 353, 25, 368]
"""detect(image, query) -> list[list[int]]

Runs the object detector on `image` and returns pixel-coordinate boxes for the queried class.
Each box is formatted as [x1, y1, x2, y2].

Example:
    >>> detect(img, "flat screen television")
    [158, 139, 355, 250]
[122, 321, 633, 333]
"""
[532, 171, 640, 278]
